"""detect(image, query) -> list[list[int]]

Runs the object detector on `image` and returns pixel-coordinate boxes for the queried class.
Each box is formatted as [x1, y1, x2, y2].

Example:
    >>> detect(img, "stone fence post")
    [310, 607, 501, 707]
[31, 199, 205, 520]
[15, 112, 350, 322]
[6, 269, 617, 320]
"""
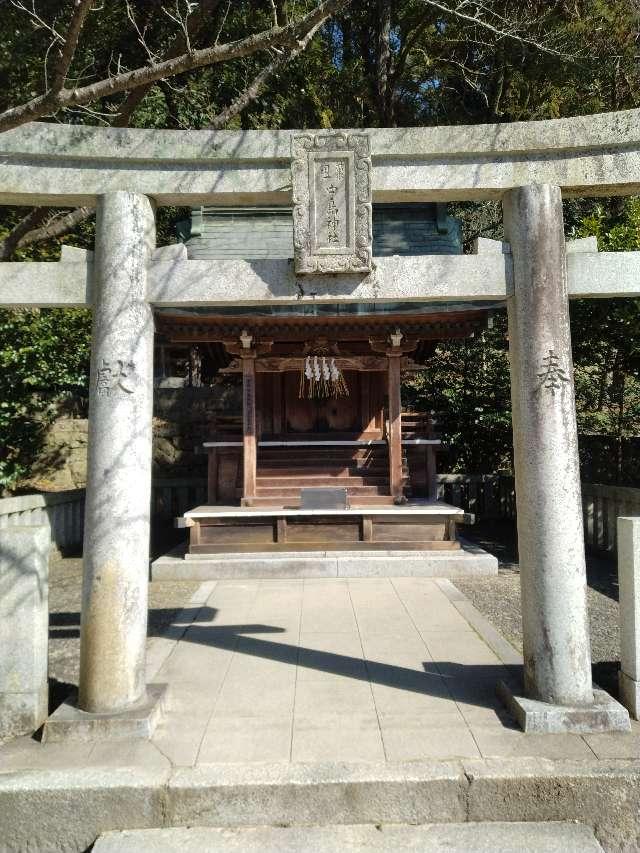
[0, 526, 49, 738]
[618, 517, 640, 718]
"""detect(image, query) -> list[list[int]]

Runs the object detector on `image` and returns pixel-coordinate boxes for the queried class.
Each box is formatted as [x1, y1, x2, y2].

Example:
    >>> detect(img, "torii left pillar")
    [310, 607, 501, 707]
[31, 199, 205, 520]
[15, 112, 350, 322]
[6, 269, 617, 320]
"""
[77, 192, 161, 721]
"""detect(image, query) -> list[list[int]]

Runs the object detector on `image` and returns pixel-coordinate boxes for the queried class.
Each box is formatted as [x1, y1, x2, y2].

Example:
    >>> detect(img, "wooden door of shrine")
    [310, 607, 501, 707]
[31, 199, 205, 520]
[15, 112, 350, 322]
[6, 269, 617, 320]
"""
[283, 370, 360, 434]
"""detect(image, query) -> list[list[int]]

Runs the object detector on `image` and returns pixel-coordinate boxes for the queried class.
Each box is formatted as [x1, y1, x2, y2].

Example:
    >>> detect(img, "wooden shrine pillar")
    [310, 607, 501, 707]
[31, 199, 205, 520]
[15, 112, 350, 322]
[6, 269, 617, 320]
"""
[241, 350, 257, 501]
[387, 351, 404, 500]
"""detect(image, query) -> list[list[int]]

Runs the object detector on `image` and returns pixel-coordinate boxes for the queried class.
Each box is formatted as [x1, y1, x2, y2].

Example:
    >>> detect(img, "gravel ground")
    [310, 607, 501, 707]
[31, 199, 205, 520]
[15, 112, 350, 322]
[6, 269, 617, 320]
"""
[456, 521, 621, 699]
[49, 556, 199, 690]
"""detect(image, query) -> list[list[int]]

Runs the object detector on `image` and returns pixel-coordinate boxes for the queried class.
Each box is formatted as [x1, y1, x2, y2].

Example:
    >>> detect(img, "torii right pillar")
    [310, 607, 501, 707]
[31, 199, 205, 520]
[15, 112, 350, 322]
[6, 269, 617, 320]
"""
[500, 184, 629, 732]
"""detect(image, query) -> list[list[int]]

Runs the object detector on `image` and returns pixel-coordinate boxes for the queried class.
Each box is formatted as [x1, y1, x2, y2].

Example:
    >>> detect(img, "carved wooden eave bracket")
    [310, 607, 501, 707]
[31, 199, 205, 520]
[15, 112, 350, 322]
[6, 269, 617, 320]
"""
[369, 334, 419, 356]
[222, 337, 273, 359]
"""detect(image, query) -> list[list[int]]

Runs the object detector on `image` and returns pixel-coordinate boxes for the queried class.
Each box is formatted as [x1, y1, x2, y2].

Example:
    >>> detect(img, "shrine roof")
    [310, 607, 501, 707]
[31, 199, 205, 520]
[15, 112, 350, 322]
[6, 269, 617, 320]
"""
[177, 203, 462, 261]
[154, 300, 497, 321]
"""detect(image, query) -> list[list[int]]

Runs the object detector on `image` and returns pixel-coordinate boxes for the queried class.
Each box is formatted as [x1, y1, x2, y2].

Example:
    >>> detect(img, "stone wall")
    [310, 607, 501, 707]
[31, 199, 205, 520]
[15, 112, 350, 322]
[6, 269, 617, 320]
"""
[26, 385, 242, 491]
[27, 417, 89, 491]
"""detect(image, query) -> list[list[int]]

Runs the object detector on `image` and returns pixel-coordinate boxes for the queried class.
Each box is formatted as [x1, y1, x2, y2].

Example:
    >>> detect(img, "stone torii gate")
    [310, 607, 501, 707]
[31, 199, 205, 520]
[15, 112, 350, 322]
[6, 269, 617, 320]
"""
[2, 110, 640, 736]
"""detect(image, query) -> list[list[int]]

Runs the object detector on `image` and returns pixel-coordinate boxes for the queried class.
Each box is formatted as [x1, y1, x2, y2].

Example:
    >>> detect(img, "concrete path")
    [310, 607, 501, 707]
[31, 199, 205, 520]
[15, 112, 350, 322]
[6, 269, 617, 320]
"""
[142, 576, 634, 766]
[2, 577, 640, 851]
[3, 577, 640, 771]
[93, 822, 604, 852]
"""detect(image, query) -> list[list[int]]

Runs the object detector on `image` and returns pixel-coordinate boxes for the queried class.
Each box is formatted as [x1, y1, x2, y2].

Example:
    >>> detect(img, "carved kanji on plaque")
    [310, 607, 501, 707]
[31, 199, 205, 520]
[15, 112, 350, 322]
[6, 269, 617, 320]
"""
[292, 132, 373, 274]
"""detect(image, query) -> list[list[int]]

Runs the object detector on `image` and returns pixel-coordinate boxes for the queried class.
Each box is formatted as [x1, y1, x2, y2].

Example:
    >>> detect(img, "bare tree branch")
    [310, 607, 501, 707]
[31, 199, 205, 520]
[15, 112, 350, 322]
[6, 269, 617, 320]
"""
[8, 1, 62, 41]
[8, 207, 94, 254]
[418, 0, 571, 57]
[0, 208, 49, 261]
[50, 0, 94, 92]
[268, 0, 280, 28]
[0, 0, 344, 258]
[113, 0, 224, 125]
[0, 0, 352, 133]
[208, 15, 326, 129]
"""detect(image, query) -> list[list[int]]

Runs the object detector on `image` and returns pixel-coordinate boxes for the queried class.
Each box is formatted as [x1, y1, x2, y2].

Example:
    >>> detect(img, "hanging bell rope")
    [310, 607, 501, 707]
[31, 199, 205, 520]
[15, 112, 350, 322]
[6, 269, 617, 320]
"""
[299, 355, 349, 399]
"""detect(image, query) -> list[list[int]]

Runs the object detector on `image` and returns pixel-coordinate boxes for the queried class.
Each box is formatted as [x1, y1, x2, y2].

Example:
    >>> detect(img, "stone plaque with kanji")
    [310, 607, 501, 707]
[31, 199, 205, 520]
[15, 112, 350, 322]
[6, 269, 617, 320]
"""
[292, 132, 372, 274]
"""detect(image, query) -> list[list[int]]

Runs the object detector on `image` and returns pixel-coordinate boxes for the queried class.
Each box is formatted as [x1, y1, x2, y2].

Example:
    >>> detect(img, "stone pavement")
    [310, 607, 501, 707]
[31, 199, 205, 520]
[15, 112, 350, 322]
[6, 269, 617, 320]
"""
[2, 577, 640, 851]
[142, 575, 633, 765]
[3, 577, 640, 771]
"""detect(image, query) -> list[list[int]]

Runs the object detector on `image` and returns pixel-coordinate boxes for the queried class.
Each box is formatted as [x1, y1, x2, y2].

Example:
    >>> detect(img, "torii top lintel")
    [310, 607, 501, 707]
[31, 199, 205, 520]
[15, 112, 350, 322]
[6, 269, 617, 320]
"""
[1, 108, 640, 207]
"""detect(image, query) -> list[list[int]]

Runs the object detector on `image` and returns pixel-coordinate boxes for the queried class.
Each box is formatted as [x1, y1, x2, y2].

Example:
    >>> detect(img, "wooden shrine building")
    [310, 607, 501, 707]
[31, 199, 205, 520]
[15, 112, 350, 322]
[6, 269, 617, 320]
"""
[160, 203, 491, 554]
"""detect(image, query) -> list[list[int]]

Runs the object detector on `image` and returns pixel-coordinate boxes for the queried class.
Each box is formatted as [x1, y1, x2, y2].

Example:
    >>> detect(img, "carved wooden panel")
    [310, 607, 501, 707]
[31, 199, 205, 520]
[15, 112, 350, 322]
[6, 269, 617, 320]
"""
[292, 132, 372, 274]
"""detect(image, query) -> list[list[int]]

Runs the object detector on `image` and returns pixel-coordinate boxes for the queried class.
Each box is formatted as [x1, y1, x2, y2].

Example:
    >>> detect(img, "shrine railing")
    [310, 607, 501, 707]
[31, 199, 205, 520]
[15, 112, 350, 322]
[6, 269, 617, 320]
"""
[0, 489, 85, 553]
[438, 474, 640, 556]
[437, 474, 516, 521]
[582, 484, 640, 555]
[151, 477, 208, 525]
[2, 476, 637, 557]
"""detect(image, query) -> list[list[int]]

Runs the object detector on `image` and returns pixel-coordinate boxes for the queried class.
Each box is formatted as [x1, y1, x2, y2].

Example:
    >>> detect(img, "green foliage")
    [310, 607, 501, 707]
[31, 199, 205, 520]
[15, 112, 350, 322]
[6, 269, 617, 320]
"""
[404, 198, 640, 480]
[403, 313, 513, 473]
[575, 198, 640, 252]
[0, 1, 639, 486]
[0, 309, 91, 490]
[569, 200, 640, 479]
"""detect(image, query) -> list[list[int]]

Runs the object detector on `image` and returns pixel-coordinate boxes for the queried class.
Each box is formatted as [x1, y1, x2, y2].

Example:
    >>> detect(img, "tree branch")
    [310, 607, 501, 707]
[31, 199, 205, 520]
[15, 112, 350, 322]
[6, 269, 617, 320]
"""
[418, 0, 571, 57]
[0, 0, 341, 258]
[2, 207, 94, 258]
[0, 0, 351, 133]
[50, 0, 94, 92]
[208, 16, 325, 129]
[0, 208, 49, 260]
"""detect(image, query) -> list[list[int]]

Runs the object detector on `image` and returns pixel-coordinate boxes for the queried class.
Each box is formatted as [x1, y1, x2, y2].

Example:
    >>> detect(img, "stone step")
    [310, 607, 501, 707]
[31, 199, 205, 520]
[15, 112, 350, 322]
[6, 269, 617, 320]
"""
[256, 476, 389, 488]
[254, 485, 390, 498]
[241, 495, 398, 507]
[93, 822, 604, 852]
[348, 495, 398, 506]
[256, 466, 389, 476]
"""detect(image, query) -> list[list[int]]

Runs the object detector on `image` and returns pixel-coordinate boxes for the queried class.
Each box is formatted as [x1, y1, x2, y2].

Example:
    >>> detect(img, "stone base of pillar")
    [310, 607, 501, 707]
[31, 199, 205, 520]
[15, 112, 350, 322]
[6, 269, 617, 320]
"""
[497, 681, 630, 734]
[619, 671, 640, 720]
[0, 686, 49, 741]
[42, 683, 167, 743]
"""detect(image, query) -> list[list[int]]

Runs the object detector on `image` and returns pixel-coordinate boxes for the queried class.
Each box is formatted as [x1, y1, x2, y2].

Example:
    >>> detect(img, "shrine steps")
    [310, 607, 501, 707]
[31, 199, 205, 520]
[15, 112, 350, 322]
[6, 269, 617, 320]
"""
[252, 443, 411, 506]
[253, 486, 392, 499]
[256, 466, 389, 477]
[242, 496, 397, 508]
[256, 475, 389, 488]
[153, 538, 499, 579]
[256, 447, 390, 462]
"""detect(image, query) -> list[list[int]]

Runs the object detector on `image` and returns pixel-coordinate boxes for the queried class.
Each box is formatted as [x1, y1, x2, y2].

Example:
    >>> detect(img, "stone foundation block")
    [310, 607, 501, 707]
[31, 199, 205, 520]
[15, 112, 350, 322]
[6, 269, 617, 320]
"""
[0, 767, 168, 853]
[0, 525, 49, 738]
[619, 671, 640, 720]
[43, 683, 168, 743]
[497, 681, 630, 733]
[618, 517, 640, 719]
[92, 822, 604, 852]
